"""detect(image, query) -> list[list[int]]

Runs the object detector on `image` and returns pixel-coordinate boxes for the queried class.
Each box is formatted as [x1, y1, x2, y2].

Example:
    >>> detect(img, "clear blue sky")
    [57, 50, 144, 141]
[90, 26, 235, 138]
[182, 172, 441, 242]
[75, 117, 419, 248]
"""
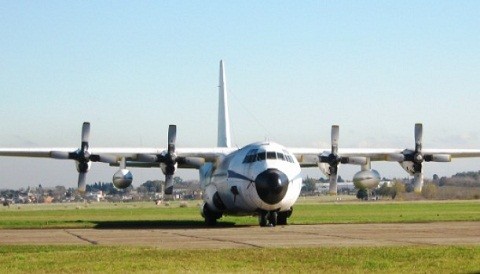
[1, 1, 480, 188]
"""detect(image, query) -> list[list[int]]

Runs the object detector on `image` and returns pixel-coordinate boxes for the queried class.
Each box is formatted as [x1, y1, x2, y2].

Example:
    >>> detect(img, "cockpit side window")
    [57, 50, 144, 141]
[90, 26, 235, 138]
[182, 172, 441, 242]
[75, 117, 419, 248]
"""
[286, 155, 294, 163]
[276, 152, 285, 161]
[283, 150, 295, 163]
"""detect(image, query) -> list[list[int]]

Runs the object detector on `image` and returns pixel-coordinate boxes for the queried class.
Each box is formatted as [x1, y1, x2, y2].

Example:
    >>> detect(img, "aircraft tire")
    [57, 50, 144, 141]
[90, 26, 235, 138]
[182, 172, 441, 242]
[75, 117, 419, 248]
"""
[268, 211, 278, 227]
[205, 215, 217, 226]
[277, 211, 288, 225]
[356, 189, 368, 200]
[259, 211, 268, 227]
[203, 204, 220, 226]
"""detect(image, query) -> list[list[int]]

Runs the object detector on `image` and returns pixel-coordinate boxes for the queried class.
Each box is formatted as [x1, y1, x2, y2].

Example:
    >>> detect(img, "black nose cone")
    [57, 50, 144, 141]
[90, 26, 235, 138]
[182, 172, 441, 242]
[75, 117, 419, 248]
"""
[255, 169, 289, 204]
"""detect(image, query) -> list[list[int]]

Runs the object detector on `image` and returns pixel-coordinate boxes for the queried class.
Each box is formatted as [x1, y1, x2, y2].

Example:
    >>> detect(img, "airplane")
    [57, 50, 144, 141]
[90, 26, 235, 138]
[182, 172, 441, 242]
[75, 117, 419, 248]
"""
[1, 60, 480, 227]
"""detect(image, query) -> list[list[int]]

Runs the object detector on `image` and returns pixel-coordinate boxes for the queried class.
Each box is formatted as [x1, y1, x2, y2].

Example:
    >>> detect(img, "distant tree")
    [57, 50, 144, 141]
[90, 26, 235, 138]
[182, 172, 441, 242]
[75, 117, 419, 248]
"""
[439, 176, 447, 187]
[421, 183, 438, 199]
[337, 176, 345, 183]
[433, 174, 440, 184]
[302, 177, 317, 193]
[52, 186, 66, 200]
[404, 182, 414, 193]
[141, 180, 163, 192]
[137, 185, 148, 194]
[392, 180, 406, 200]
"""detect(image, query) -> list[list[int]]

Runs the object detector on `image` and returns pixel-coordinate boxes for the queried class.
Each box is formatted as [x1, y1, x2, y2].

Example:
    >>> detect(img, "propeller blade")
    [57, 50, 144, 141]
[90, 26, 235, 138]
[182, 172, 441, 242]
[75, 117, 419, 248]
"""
[413, 172, 424, 193]
[331, 125, 339, 155]
[424, 154, 451, 162]
[328, 173, 338, 195]
[78, 172, 87, 193]
[168, 125, 176, 155]
[415, 123, 422, 153]
[165, 174, 174, 195]
[50, 151, 70, 159]
[328, 163, 338, 195]
[81, 122, 90, 144]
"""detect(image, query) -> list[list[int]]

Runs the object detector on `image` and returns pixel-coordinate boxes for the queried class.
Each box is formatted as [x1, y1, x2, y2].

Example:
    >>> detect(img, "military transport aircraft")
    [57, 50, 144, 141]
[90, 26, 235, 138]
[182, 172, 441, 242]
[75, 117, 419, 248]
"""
[1, 60, 480, 227]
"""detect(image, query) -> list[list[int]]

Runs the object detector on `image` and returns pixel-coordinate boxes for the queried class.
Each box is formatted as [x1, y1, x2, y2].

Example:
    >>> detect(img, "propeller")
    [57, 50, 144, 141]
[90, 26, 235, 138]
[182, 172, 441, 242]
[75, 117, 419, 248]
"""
[319, 125, 367, 195]
[137, 125, 205, 195]
[51, 122, 91, 192]
[163, 125, 177, 195]
[387, 123, 451, 193]
[51, 122, 117, 193]
[412, 123, 424, 193]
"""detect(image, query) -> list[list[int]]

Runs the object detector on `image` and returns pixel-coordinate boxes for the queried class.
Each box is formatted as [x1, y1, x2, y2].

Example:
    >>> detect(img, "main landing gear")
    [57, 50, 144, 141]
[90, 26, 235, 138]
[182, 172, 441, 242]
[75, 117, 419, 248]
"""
[203, 204, 222, 226]
[258, 208, 292, 227]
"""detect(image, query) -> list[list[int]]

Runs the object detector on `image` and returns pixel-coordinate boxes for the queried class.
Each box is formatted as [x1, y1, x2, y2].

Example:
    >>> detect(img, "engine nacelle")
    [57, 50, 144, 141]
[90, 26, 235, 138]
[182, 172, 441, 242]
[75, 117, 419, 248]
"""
[113, 169, 133, 189]
[353, 169, 381, 190]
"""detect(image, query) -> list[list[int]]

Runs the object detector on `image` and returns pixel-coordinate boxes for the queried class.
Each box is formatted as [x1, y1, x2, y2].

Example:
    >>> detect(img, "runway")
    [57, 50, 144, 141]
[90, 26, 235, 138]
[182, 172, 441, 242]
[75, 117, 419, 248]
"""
[1, 222, 479, 249]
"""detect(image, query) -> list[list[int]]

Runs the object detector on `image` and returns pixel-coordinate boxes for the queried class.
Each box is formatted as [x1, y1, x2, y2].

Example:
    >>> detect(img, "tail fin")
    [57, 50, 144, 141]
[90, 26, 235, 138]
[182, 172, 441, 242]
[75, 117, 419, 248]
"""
[217, 60, 232, 148]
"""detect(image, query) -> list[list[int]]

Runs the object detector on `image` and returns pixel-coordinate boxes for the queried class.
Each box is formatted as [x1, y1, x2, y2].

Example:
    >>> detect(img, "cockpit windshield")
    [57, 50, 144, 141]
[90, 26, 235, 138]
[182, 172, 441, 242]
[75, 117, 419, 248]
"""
[243, 149, 295, 164]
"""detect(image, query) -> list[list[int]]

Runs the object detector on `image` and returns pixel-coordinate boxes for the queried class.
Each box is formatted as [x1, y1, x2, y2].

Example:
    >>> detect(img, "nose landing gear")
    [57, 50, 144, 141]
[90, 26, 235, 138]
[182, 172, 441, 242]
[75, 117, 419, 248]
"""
[258, 208, 293, 227]
[258, 210, 280, 227]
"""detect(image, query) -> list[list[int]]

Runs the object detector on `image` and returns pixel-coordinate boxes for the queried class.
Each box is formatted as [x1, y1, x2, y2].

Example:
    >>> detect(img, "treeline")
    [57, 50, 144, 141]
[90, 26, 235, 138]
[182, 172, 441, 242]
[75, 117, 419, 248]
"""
[303, 171, 480, 200]
[381, 171, 480, 200]
[435, 171, 480, 187]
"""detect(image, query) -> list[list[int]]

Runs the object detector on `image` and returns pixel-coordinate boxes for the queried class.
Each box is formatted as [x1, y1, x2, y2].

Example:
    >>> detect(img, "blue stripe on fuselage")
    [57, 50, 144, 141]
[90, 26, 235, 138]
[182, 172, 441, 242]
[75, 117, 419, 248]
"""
[227, 170, 253, 182]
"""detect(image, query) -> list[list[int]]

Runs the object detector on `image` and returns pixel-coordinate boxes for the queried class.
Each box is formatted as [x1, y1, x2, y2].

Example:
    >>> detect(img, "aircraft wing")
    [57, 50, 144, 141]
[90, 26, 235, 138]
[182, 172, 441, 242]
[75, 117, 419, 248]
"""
[290, 148, 480, 167]
[0, 147, 236, 168]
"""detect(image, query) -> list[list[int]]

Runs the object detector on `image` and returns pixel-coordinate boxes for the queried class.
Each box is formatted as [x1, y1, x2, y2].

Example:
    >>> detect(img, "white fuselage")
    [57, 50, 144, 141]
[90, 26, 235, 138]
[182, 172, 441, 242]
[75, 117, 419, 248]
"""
[201, 141, 302, 216]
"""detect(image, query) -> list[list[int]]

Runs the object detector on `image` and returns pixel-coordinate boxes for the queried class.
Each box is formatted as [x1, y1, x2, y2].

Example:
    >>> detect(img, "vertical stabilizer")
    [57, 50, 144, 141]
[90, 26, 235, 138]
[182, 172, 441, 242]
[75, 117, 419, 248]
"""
[217, 60, 232, 148]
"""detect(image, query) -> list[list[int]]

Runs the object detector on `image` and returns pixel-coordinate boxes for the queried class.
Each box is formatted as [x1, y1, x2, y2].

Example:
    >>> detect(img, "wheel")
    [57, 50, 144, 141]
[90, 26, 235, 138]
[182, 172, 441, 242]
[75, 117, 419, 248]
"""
[356, 189, 368, 200]
[268, 211, 278, 227]
[205, 215, 217, 226]
[203, 204, 220, 227]
[278, 207, 293, 225]
[277, 211, 288, 225]
[259, 211, 268, 227]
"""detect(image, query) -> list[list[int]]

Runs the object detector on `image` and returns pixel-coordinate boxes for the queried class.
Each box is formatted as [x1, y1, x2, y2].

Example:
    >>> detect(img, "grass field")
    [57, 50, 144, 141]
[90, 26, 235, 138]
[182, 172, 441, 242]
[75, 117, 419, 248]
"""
[1, 198, 479, 273]
[1, 245, 479, 273]
[0, 198, 479, 229]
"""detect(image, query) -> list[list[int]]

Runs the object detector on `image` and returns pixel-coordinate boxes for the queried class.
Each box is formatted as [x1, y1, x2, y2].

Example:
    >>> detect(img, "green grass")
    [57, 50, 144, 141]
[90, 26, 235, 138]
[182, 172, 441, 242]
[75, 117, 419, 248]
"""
[1, 199, 480, 273]
[0, 245, 479, 273]
[288, 199, 480, 224]
[1, 199, 479, 229]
